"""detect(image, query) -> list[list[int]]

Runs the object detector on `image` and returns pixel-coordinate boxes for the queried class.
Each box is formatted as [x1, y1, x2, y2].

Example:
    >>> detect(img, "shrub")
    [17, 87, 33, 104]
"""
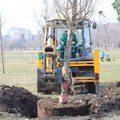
[105, 55, 111, 62]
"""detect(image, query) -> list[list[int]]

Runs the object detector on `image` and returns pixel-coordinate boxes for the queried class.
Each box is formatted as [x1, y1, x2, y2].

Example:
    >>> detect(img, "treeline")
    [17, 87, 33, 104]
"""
[1, 23, 120, 50]
[91, 23, 120, 48]
[2, 27, 44, 50]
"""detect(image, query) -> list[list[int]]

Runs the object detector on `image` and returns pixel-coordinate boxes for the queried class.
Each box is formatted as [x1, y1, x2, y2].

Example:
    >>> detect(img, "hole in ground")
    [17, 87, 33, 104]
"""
[37, 98, 91, 118]
[53, 105, 90, 116]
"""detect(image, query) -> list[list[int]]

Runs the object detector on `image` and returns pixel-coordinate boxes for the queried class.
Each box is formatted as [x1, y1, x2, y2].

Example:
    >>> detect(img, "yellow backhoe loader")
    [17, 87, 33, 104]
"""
[37, 18, 100, 95]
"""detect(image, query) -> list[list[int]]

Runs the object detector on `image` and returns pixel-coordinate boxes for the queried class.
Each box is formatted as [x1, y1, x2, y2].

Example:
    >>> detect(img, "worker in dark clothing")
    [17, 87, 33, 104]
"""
[59, 31, 68, 59]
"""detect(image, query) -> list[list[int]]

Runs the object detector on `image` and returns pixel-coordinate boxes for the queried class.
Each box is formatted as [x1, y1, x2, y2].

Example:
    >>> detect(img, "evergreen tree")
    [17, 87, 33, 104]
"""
[112, 0, 120, 22]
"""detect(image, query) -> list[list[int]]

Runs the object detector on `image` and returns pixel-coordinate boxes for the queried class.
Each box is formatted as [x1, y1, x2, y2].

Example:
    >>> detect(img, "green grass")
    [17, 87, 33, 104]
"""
[100, 48, 120, 83]
[0, 51, 37, 95]
[0, 49, 120, 95]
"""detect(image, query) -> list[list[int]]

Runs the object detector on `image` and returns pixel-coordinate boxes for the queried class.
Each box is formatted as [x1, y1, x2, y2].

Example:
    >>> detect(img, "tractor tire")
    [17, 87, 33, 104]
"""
[87, 82, 95, 93]
[87, 82, 100, 94]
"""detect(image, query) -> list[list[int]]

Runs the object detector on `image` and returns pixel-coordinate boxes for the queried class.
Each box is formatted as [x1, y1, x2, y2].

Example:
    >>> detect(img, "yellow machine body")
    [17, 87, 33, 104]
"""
[37, 18, 100, 94]
[69, 50, 99, 82]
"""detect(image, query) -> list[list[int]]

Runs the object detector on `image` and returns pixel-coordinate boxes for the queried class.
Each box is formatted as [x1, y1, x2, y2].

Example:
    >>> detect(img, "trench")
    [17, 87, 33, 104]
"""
[37, 98, 92, 118]
[49, 104, 90, 116]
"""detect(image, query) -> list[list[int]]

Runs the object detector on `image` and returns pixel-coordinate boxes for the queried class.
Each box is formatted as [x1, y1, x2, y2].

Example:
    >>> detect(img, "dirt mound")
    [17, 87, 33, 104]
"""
[0, 85, 38, 118]
[88, 81, 120, 117]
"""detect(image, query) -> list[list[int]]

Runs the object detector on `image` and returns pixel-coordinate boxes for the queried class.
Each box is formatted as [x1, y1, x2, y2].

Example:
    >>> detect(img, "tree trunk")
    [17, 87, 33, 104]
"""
[64, 30, 73, 75]
[60, 0, 77, 103]
[64, 0, 77, 75]
[59, 29, 75, 103]
[0, 30, 5, 74]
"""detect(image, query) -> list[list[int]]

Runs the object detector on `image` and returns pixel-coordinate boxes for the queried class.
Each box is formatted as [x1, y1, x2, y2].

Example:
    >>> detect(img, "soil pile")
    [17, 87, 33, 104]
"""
[0, 85, 38, 118]
[88, 81, 120, 117]
[38, 81, 120, 118]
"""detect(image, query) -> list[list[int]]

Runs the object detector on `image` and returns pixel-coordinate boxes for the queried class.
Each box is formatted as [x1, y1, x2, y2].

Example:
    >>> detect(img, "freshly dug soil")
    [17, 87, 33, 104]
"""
[0, 85, 38, 118]
[0, 81, 120, 119]
[88, 81, 120, 117]
[37, 81, 120, 118]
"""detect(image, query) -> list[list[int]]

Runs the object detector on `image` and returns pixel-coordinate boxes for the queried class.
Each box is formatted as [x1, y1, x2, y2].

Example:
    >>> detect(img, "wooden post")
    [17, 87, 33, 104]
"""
[0, 14, 5, 74]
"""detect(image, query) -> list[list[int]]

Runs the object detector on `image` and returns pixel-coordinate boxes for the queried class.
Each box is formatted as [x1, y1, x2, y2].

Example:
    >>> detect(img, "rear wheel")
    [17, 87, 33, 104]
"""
[87, 82, 100, 94]
[87, 82, 95, 93]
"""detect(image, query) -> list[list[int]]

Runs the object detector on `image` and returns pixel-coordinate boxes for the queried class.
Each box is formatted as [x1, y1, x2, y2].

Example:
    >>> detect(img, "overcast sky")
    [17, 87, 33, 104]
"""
[0, 0, 118, 35]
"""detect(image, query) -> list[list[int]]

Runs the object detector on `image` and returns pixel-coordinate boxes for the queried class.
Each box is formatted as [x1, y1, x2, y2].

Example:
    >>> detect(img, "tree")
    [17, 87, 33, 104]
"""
[112, 0, 120, 22]
[0, 13, 5, 74]
[31, 0, 54, 50]
[54, 0, 97, 103]
[41, 0, 51, 22]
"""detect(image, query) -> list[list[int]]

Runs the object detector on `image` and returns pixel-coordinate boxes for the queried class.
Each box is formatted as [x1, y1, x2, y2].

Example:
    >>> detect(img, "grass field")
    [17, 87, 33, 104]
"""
[0, 51, 37, 94]
[0, 48, 120, 95]
[100, 48, 120, 82]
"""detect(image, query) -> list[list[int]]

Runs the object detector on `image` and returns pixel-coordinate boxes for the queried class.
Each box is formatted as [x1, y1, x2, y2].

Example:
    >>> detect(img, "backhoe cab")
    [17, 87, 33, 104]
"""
[37, 18, 100, 94]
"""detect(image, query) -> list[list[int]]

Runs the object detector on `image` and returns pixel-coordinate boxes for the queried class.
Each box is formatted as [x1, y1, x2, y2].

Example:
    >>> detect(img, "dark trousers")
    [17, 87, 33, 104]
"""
[101, 57, 104, 62]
